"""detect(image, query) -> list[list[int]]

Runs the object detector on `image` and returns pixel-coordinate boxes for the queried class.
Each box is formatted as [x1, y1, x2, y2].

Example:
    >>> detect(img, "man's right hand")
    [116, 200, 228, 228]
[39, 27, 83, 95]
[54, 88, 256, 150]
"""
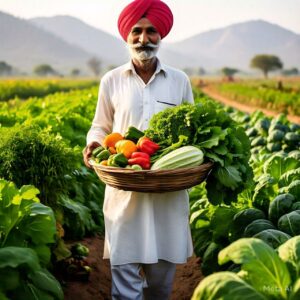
[83, 141, 101, 169]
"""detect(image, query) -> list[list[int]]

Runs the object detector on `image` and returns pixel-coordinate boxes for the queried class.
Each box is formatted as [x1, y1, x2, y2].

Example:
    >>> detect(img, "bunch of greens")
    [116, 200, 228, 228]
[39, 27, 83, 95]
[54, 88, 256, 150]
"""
[145, 101, 253, 205]
[0, 125, 78, 207]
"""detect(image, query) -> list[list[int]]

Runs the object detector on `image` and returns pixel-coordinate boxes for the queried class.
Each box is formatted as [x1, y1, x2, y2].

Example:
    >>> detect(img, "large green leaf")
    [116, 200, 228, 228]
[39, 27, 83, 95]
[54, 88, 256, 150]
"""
[218, 238, 291, 299]
[0, 180, 18, 209]
[21, 203, 56, 244]
[278, 236, 300, 283]
[263, 155, 300, 182]
[197, 127, 227, 148]
[215, 166, 242, 189]
[28, 269, 63, 300]
[0, 247, 39, 271]
[210, 206, 237, 243]
[191, 271, 267, 300]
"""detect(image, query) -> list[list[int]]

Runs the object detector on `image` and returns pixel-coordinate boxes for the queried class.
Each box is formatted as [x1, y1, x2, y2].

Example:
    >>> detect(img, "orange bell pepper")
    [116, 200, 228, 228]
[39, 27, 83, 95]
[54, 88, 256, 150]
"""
[108, 146, 117, 154]
[115, 140, 137, 158]
[103, 133, 123, 148]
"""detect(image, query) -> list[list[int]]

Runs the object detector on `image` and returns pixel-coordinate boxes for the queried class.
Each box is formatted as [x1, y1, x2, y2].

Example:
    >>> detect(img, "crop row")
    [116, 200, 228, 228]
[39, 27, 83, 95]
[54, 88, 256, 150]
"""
[0, 78, 98, 101]
[206, 80, 300, 116]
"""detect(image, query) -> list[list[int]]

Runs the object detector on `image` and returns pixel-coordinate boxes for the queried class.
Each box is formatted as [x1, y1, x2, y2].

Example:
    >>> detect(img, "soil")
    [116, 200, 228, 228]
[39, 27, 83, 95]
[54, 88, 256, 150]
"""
[202, 86, 300, 124]
[63, 235, 203, 300]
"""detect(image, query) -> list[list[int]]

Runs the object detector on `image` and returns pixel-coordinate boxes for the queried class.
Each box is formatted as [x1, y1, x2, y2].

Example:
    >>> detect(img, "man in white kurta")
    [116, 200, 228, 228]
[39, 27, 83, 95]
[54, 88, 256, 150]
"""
[84, 0, 194, 299]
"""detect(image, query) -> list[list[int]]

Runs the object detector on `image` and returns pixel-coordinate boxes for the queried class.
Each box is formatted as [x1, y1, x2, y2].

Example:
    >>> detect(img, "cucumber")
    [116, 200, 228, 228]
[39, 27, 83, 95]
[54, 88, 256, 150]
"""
[151, 146, 204, 170]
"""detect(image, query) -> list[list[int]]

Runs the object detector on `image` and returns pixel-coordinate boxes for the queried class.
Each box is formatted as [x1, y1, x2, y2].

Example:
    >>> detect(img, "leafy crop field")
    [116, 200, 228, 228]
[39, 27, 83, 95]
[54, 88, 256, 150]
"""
[0, 78, 98, 101]
[0, 79, 299, 299]
[204, 79, 300, 116]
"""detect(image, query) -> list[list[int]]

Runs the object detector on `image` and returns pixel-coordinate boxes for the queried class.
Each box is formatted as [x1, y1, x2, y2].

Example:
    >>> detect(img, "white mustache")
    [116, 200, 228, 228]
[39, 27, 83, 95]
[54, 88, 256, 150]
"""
[127, 42, 160, 50]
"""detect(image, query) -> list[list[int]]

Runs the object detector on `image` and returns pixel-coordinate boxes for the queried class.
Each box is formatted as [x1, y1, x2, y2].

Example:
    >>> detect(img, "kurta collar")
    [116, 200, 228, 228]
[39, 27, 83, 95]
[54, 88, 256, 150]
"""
[122, 58, 167, 78]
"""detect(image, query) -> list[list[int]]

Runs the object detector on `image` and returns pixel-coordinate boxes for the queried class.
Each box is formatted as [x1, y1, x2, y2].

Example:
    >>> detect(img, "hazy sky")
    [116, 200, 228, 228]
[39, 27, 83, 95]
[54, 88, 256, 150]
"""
[0, 0, 299, 42]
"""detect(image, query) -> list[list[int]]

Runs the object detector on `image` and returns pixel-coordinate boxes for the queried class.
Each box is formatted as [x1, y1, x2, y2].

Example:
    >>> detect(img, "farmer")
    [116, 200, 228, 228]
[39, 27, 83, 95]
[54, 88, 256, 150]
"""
[83, 0, 194, 299]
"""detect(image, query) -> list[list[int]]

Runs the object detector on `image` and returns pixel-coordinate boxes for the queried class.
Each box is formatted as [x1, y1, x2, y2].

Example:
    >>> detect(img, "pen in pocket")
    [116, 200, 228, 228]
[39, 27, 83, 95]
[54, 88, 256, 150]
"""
[156, 100, 176, 106]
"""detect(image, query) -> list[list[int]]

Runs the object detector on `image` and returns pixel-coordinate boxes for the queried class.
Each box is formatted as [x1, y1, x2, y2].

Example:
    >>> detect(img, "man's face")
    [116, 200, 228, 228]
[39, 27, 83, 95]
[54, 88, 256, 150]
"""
[127, 18, 161, 61]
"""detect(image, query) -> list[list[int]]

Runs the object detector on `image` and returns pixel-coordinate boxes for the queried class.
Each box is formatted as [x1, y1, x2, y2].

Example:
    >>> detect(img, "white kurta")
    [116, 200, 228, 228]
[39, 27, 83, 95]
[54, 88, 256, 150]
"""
[87, 59, 194, 266]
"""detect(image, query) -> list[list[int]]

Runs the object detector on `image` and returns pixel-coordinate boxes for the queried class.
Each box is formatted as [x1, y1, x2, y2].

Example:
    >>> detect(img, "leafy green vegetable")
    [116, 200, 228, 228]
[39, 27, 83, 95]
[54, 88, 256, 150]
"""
[0, 180, 56, 265]
[278, 236, 300, 282]
[192, 271, 267, 300]
[218, 238, 291, 299]
[253, 229, 291, 249]
[230, 208, 266, 241]
[243, 219, 276, 237]
[278, 211, 300, 236]
[146, 101, 252, 205]
[268, 193, 295, 224]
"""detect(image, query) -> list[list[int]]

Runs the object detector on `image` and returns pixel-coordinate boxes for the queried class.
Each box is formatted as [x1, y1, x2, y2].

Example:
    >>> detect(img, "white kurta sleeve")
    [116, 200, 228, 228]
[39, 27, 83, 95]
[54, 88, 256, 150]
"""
[183, 74, 194, 104]
[86, 78, 114, 146]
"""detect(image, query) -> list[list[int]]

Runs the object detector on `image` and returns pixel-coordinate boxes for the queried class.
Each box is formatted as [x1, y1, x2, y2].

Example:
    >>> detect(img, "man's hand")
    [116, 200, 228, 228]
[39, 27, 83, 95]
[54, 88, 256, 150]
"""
[83, 141, 101, 169]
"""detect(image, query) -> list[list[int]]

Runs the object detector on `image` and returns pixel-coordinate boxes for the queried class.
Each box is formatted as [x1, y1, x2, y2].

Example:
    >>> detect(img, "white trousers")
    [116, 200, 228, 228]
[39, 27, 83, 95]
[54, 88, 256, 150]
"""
[111, 260, 176, 300]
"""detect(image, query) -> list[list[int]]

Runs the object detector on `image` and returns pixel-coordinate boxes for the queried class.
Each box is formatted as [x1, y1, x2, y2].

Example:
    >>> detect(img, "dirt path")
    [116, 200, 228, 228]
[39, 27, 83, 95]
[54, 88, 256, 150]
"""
[63, 235, 203, 300]
[202, 86, 300, 124]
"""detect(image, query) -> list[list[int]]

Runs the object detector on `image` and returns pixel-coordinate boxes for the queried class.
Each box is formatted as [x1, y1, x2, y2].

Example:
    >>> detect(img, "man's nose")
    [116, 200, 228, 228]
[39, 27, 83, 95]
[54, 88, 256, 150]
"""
[139, 31, 149, 44]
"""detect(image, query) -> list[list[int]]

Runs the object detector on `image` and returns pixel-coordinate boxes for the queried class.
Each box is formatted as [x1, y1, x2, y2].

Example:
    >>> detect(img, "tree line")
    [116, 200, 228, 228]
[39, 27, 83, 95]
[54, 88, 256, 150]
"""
[0, 54, 299, 78]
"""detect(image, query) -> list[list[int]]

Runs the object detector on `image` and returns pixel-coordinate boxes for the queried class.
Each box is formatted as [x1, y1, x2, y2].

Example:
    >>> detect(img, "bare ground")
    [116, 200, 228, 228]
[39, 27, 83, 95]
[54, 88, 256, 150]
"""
[63, 235, 203, 300]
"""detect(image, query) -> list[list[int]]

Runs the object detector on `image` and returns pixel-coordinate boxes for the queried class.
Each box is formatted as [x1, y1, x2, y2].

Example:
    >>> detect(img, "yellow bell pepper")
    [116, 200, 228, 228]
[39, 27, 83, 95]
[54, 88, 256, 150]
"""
[115, 140, 137, 158]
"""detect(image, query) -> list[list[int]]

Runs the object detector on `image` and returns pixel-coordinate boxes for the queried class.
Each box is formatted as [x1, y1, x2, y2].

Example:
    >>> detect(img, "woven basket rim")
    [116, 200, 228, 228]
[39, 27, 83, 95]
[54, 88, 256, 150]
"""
[90, 160, 214, 175]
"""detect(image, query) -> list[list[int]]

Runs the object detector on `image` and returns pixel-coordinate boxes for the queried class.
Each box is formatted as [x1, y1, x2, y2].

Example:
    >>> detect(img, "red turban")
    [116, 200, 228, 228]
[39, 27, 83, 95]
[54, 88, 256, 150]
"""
[118, 0, 173, 41]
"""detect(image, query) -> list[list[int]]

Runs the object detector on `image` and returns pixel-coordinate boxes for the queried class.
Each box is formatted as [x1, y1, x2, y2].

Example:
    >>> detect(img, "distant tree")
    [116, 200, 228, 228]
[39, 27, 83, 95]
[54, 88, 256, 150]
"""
[250, 54, 283, 78]
[197, 67, 206, 76]
[281, 67, 299, 76]
[0, 61, 13, 76]
[87, 57, 101, 76]
[221, 67, 239, 81]
[71, 68, 81, 77]
[34, 64, 56, 76]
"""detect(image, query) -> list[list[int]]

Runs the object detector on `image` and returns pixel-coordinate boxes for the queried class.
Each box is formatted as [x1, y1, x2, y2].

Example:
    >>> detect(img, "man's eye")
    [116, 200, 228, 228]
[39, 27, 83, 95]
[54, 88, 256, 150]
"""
[148, 28, 157, 34]
[132, 29, 141, 34]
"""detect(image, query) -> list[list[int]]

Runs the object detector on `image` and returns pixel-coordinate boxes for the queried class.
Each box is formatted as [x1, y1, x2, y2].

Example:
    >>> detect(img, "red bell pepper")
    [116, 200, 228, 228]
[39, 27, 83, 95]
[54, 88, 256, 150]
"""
[128, 152, 151, 169]
[137, 137, 160, 156]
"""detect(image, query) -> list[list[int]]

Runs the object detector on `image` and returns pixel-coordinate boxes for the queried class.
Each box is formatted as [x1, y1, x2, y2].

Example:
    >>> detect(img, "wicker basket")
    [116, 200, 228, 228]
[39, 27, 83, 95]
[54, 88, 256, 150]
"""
[90, 160, 213, 193]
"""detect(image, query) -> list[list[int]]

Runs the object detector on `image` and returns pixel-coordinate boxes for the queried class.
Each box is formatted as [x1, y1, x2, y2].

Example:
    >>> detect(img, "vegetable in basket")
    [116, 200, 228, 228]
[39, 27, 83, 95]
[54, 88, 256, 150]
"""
[124, 126, 145, 142]
[128, 152, 151, 169]
[107, 153, 128, 167]
[137, 137, 160, 155]
[115, 139, 138, 158]
[151, 146, 204, 170]
[103, 132, 123, 148]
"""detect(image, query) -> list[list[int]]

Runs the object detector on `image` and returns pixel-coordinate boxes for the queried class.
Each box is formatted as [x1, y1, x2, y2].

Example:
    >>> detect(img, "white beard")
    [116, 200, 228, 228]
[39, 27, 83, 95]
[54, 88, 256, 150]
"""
[127, 40, 160, 62]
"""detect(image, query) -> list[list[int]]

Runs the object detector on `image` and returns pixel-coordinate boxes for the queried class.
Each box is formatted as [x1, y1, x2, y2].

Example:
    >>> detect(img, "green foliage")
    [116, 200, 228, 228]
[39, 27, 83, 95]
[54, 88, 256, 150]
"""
[0, 247, 63, 300]
[0, 125, 77, 207]
[220, 238, 290, 299]
[0, 79, 98, 101]
[192, 271, 267, 300]
[253, 229, 291, 249]
[278, 211, 300, 236]
[0, 180, 56, 265]
[229, 208, 266, 241]
[268, 193, 295, 224]
[0, 179, 62, 299]
[209, 81, 300, 116]
[243, 219, 276, 237]
[146, 101, 253, 205]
